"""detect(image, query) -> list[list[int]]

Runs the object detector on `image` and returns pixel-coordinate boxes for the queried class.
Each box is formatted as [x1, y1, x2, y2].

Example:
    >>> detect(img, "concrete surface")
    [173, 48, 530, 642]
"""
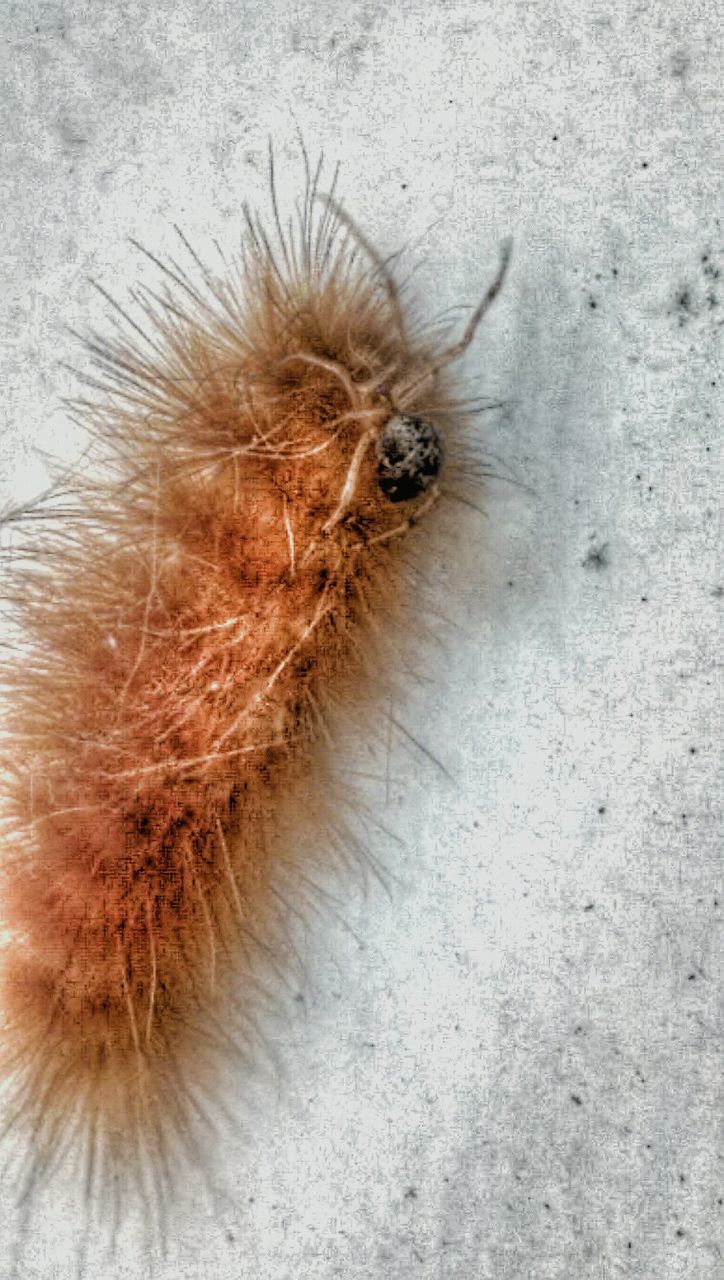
[0, 1, 721, 1277]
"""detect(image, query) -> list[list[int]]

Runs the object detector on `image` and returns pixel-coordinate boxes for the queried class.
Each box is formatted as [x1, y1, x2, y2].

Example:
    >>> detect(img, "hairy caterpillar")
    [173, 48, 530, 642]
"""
[0, 146, 510, 1259]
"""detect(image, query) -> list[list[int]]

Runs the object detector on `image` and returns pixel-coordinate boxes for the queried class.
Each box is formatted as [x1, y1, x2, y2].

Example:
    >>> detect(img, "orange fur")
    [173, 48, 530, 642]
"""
[0, 150, 510, 1226]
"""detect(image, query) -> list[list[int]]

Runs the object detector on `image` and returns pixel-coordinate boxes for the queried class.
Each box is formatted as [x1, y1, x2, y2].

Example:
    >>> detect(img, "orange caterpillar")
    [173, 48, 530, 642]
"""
[0, 149, 510, 1234]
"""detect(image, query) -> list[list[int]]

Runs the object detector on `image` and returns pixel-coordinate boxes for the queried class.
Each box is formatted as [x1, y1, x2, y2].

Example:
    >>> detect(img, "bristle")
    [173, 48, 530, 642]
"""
[0, 152, 510, 1240]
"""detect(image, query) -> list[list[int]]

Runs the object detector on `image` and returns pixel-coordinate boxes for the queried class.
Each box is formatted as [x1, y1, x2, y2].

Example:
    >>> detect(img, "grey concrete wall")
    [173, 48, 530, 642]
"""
[0, 1, 721, 1277]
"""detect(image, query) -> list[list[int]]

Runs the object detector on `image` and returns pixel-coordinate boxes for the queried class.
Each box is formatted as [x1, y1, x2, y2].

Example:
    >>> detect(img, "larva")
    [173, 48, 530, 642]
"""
[0, 146, 510, 1257]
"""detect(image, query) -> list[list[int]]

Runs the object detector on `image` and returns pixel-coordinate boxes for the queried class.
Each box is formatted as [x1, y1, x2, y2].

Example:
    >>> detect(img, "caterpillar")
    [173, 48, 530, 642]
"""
[0, 145, 510, 1263]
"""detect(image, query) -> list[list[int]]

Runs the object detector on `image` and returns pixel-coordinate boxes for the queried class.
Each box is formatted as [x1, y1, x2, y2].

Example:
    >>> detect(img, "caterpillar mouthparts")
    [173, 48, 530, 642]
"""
[0, 144, 510, 1253]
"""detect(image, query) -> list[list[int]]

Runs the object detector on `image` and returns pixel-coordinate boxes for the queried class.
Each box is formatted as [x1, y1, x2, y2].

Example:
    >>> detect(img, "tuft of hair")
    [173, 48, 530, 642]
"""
[0, 144, 510, 1243]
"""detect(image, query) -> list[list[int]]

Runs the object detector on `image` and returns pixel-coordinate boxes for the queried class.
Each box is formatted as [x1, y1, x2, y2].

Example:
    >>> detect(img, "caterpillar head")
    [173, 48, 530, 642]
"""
[375, 414, 444, 504]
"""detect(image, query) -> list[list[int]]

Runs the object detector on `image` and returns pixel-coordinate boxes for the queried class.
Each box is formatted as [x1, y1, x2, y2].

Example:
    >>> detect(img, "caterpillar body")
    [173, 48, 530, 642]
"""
[0, 149, 510, 1250]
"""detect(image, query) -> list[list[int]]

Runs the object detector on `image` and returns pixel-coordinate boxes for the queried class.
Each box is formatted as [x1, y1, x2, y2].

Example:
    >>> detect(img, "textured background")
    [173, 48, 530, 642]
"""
[0, 1, 721, 1277]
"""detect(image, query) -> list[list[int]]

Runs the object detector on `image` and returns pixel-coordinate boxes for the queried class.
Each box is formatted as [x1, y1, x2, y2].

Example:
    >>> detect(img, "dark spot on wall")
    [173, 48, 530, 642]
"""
[343, 38, 368, 76]
[671, 255, 720, 324]
[670, 49, 690, 78]
[56, 116, 89, 148]
[701, 252, 720, 280]
[700, 251, 720, 308]
[358, 5, 377, 32]
[583, 540, 609, 570]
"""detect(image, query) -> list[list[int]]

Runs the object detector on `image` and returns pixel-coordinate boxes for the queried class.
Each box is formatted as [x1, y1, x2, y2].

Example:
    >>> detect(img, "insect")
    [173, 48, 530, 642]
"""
[0, 144, 510, 1259]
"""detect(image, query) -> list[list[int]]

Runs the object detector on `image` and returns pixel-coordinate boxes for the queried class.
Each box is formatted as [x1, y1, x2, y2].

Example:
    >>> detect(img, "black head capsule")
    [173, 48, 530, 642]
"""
[375, 414, 444, 503]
